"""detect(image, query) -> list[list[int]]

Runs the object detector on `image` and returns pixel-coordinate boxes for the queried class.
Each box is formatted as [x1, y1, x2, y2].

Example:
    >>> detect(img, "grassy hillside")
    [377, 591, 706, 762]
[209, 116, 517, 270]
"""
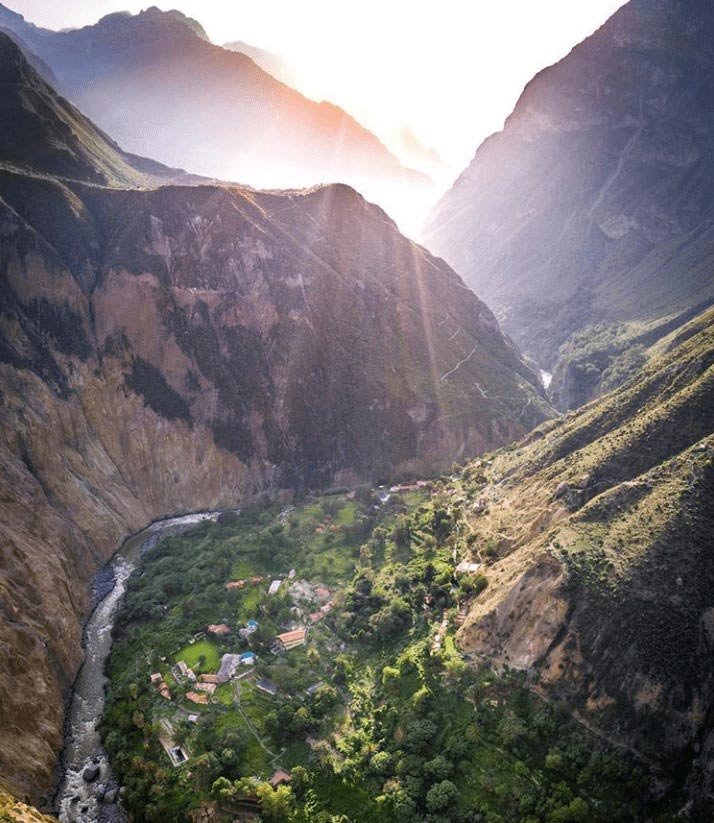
[447, 305, 714, 815]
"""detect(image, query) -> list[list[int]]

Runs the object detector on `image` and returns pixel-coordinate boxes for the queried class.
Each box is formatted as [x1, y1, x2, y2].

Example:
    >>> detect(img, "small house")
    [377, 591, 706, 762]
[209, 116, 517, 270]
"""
[207, 623, 231, 636]
[186, 691, 209, 705]
[199, 673, 220, 684]
[226, 580, 246, 590]
[150, 672, 163, 685]
[269, 769, 291, 788]
[172, 661, 196, 682]
[268, 579, 282, 595]
[168, 746, 187, 766]
[240, 651, 256, 665]
[256, 678, 278, 696]
[455, 560, 481, 574]
[251, 575, 265, 585]
[195, 682, 216, 695]
[274, 628, 307, 652]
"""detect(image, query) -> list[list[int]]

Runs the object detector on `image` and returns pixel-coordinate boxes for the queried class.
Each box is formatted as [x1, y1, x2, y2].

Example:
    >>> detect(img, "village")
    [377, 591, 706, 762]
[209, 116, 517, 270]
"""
[102, 482, 506, 820]
[145, 567, 340, 785]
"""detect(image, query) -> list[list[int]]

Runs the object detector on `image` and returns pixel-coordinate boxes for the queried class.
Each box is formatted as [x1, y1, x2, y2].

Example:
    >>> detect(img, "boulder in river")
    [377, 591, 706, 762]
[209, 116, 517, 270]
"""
[83, 763, 101, 782]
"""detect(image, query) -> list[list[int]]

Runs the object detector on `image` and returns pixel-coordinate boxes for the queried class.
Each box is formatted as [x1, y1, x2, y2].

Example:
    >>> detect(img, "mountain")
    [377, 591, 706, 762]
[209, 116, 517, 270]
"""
[0, 4, 431, 226]
[387, 125, 451, 185]
[447, 304, 714, 813]
[0, 32, 550, 804]
[424, 0, 714, 405]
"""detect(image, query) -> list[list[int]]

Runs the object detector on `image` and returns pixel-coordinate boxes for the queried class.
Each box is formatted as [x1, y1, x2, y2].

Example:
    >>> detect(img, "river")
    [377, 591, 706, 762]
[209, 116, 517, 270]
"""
[55, 512, 223, 823]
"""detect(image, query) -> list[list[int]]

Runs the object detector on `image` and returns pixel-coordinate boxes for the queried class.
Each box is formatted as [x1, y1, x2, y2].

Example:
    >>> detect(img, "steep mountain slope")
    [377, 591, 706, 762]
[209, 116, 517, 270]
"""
[0, 25, 200, 188]
[424, 0, 714, 400]
[0, 33, 550, 805]
[0, 4, 430, 224]
[445, 305, 714, 814]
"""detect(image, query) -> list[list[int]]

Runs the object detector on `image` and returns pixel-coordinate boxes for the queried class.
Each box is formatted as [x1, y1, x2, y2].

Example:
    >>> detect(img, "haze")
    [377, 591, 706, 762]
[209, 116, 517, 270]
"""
[12, 0, 626, 178]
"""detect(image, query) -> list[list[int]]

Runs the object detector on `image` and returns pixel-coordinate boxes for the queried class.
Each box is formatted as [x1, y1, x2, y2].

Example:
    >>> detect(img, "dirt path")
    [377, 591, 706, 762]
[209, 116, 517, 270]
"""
[234, 680, 285, 769]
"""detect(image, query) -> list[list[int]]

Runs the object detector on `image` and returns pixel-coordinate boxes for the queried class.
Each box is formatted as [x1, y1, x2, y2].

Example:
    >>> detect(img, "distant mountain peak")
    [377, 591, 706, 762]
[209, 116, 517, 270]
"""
[0, 1, 432, 225]
[93, 5, 210, 42]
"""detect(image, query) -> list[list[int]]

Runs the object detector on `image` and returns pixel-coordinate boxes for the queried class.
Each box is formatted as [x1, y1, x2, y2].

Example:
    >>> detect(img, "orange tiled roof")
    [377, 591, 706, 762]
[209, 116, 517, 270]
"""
[277, 628, 306, 645]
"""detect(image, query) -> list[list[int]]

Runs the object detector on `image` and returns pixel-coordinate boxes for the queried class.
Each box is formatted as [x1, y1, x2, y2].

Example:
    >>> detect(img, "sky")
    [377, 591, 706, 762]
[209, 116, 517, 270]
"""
[9, 0, 627, 176]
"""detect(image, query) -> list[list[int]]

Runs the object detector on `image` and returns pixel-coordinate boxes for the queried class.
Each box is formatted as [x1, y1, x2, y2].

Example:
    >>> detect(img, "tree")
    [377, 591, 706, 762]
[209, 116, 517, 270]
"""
[370, 751, 393, 775]
[290, 765, 309, 797]
[405, 718, 437, 753]
[211, 776, 235, 801]
[256, 782, 293, 820]
[392, 518, 412, 551]
[547, 797, 590, 823]
[425, 780, 460, 813]
[424, 755, 453, 781]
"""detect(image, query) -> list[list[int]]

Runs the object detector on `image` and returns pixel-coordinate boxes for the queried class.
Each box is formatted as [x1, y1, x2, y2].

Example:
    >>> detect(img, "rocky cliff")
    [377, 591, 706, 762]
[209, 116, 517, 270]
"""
[424, 0, 714, 404]
[450, 305, 714, 814]
[0, 32, 550, 805]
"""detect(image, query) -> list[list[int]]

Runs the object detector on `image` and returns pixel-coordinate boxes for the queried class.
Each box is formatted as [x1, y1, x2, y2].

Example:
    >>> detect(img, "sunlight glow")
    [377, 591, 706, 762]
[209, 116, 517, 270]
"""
[12, 0, 627, 178]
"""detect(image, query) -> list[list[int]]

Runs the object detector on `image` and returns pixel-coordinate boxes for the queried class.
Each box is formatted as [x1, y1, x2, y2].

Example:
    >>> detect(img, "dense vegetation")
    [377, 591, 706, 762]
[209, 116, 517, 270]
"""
[102, 486, 654, 822]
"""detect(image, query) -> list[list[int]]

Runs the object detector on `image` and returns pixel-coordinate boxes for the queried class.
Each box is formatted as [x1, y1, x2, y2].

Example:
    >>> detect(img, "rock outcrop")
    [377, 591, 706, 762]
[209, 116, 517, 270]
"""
[0, 32, 550, 804]
[424, 0, 714, 397]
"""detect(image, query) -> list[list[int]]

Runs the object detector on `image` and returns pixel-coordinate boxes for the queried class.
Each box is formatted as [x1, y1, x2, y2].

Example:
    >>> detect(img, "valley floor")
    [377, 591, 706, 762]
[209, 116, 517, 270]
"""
[100, 488, 671, 823]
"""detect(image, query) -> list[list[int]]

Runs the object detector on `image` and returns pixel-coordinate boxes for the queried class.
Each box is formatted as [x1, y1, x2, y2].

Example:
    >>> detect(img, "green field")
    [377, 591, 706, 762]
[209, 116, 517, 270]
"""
[174, 639, 220, 673]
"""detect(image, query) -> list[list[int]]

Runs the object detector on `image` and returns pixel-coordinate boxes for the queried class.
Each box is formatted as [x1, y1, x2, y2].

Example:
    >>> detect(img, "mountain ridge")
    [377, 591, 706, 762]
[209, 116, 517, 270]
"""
[448, 303, 714, 813]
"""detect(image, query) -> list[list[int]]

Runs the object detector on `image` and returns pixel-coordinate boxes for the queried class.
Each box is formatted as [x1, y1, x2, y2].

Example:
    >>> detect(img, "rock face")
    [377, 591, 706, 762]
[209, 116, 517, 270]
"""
[455, 306, 714, 813]
[424, 0, 714, 383]
[0, 3, 431, 221]
[0, 32, 550, 803]
[0, 790, 57, 822]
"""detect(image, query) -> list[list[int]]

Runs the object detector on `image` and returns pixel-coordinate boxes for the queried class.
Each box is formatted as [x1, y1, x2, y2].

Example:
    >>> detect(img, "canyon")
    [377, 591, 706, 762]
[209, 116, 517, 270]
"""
[0, 30, 549, 805]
